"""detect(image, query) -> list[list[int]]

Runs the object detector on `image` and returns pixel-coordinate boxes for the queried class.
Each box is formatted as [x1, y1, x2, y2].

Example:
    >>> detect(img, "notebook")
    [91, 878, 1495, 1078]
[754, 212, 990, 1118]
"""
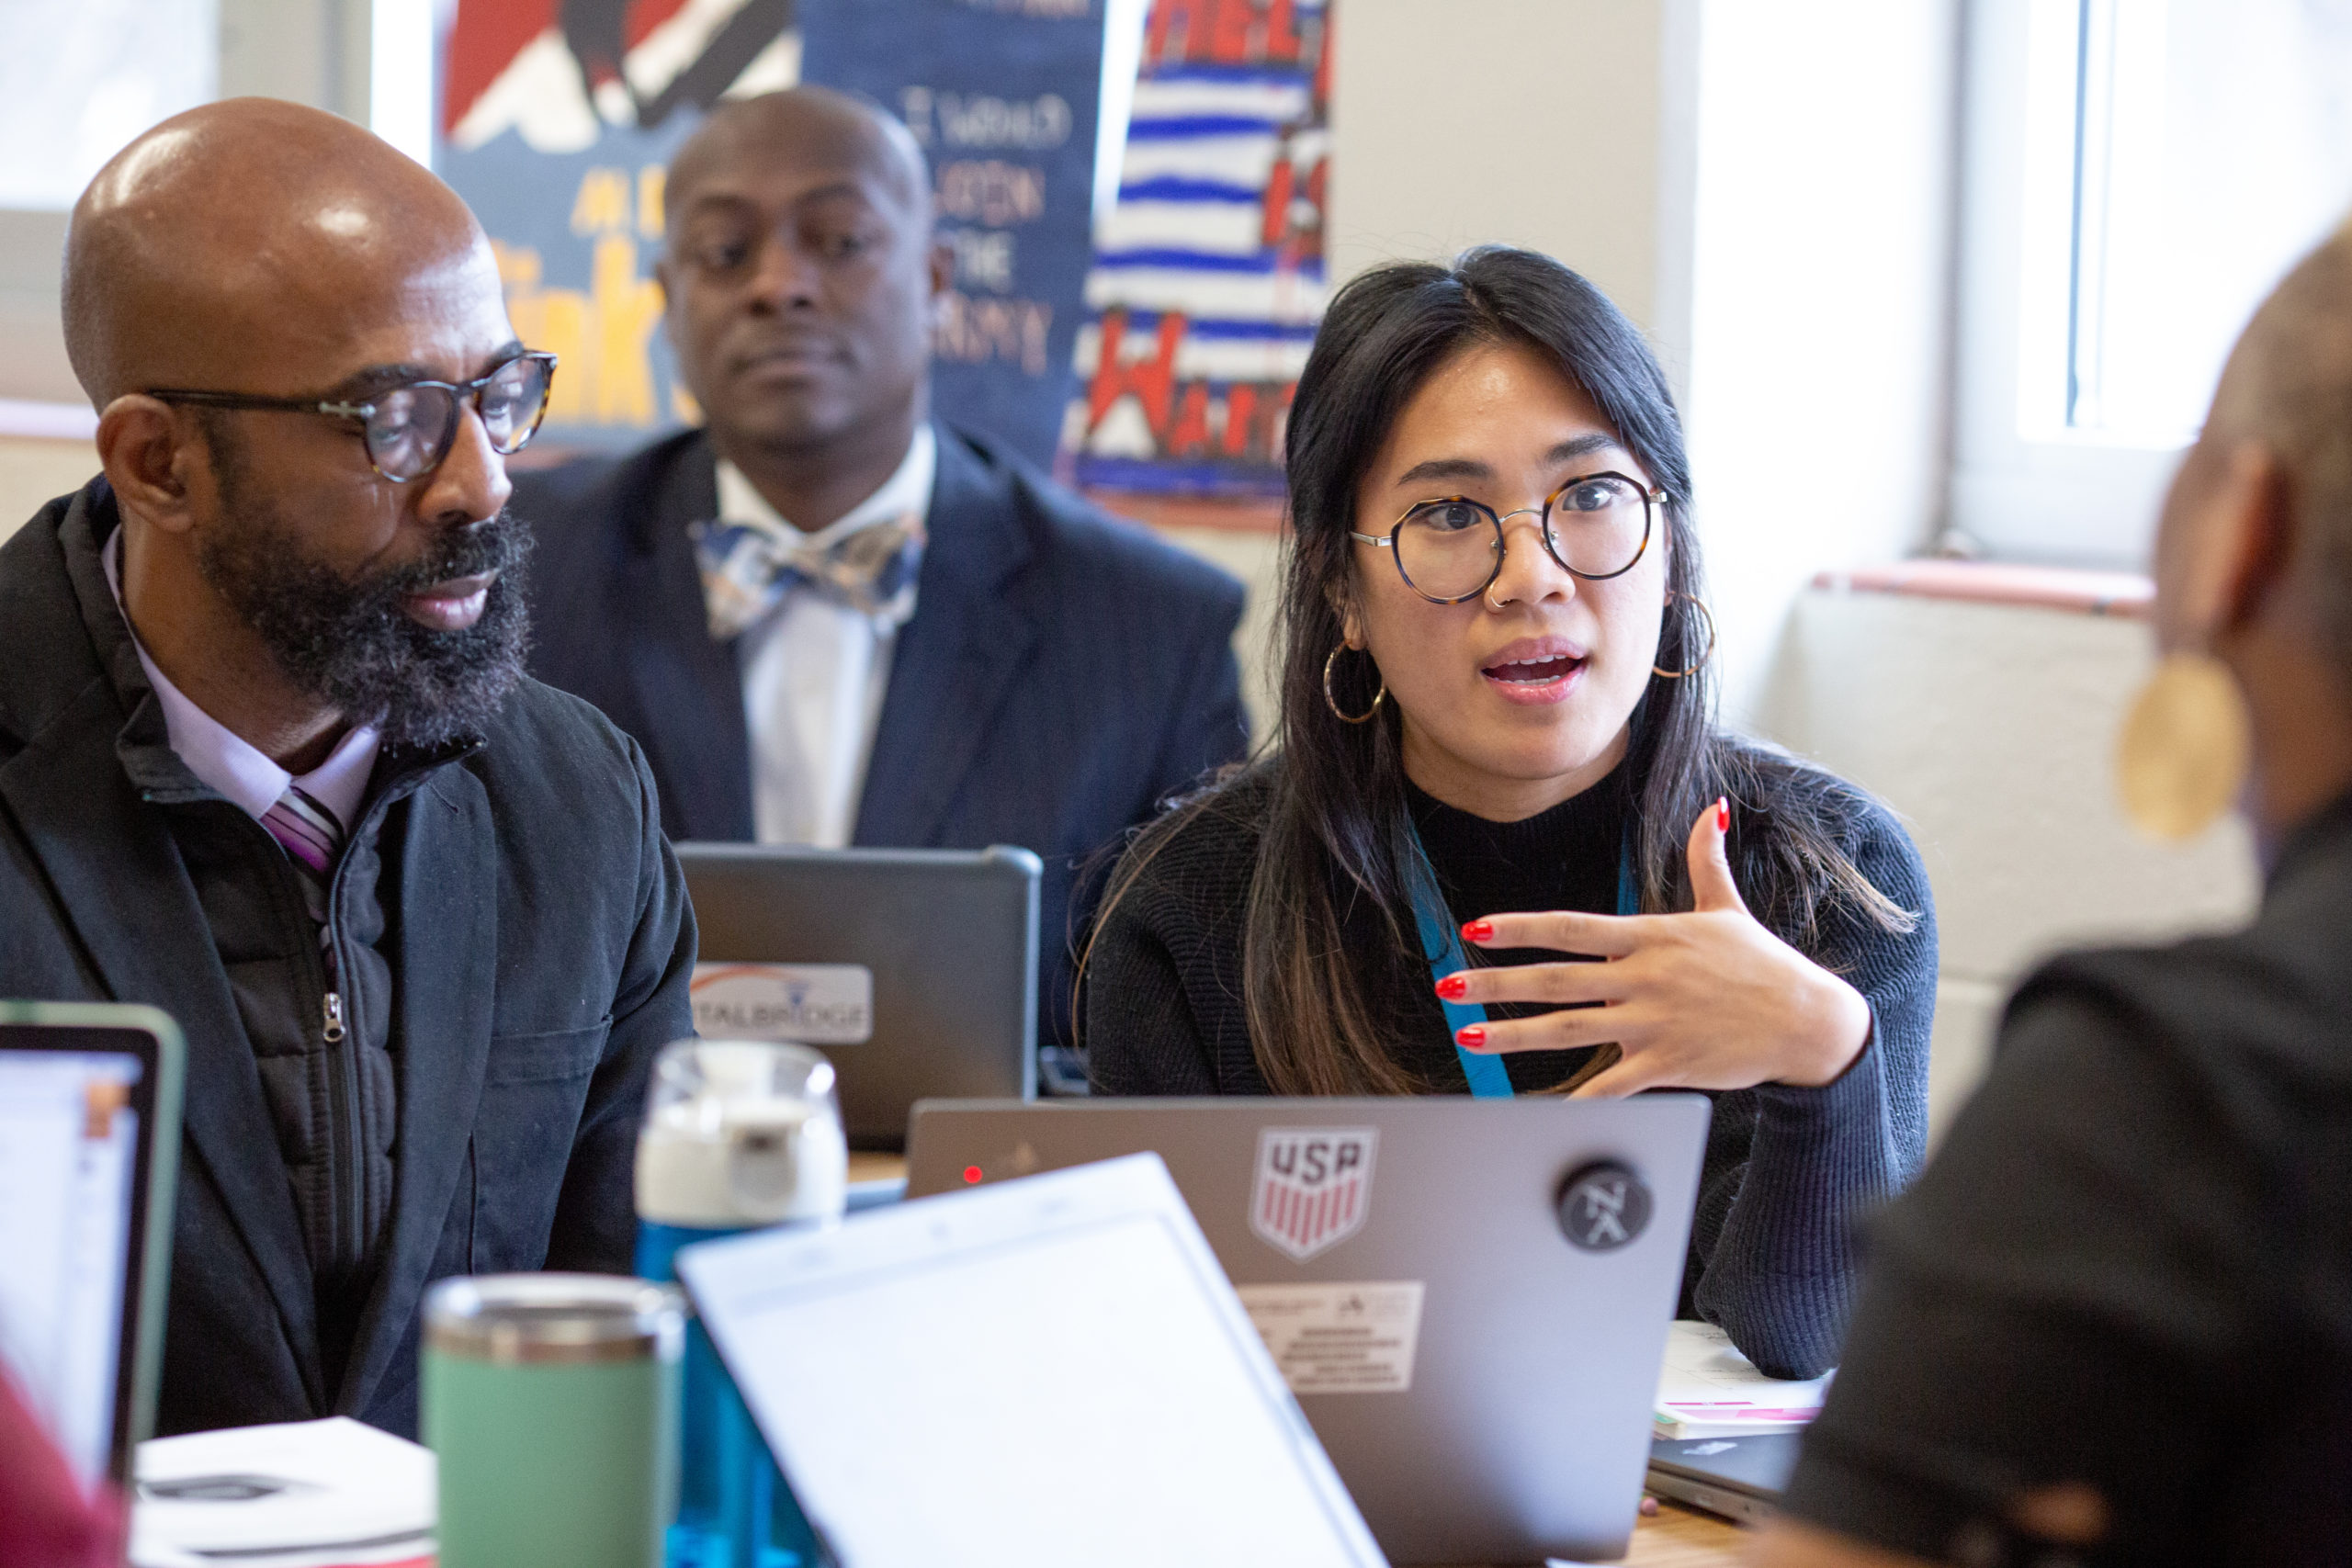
[1653, 1318, 1833, 1438]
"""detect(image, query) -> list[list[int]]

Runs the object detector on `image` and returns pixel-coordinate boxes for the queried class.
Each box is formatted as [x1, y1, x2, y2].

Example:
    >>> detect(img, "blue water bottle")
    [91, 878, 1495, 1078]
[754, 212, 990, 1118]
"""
[634, 1040, 847, 1568]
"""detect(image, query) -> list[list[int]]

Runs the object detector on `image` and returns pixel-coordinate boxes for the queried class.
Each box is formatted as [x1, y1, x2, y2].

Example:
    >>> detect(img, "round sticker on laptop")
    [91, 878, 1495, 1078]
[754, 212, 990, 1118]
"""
[1556, 1162, 1652, 1251]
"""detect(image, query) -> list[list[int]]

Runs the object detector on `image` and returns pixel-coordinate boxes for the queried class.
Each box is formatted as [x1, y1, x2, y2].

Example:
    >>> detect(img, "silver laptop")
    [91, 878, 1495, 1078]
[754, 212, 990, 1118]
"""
[676, 1152, 1386, 1568]
[0, 1001, 184, 1492]
[677, 843, 1040, 1147]
[1646, 1432, 1801, 1523]
[904, 1097, 1710, 1564]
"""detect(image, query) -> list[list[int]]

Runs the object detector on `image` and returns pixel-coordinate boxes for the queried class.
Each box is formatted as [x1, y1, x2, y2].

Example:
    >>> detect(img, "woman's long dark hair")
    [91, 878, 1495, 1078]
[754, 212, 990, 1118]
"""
[1092, 246, 1913, 1095]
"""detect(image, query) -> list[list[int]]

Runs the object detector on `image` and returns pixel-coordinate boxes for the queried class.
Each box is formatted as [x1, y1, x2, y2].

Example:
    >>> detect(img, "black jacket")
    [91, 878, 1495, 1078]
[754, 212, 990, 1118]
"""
[0, 480, 696, 1438]
[514, 424, 1250, 1050]
[1787, 791, 2352, 1567]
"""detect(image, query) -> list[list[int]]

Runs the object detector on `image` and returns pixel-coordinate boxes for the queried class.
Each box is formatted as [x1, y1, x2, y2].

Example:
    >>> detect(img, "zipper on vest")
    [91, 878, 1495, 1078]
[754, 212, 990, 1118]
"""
[324, 929, 366, 1269]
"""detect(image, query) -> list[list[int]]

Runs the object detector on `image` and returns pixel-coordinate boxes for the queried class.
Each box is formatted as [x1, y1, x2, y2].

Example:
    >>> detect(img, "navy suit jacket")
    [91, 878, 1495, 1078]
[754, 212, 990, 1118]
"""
[514, 423, 1250, 1049]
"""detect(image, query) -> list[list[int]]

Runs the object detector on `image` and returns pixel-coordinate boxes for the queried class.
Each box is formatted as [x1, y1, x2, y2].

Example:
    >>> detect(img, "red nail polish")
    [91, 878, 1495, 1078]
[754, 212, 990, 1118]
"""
[1716, 797, 1729, 833]
[1461, 919, 1494, 942]
[1455, 1024, 1487, 1049]
[1436, 974, 1468, 1000]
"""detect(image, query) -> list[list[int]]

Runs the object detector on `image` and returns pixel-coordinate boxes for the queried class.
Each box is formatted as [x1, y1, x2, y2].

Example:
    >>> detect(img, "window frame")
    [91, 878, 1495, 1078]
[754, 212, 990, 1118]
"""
[1948, 0, 2181, 569]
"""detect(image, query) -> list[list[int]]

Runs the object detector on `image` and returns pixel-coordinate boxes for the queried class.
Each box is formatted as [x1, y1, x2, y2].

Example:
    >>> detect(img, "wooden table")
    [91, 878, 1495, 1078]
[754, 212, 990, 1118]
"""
[847, 1150, 909, 1185]
[843, 1153, 1748, 1566]
[1618, 1499, 1747, 1565]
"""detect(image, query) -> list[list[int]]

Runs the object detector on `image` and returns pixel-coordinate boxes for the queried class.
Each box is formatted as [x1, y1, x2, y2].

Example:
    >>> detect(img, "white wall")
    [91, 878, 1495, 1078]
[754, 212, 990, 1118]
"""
[1759, 588, 2259, 1143]
[0, 437, 100, 538]
[1327, 0, 1666, 324]
[1677, 0, 1962, 726]
[0, 0, 371, 406]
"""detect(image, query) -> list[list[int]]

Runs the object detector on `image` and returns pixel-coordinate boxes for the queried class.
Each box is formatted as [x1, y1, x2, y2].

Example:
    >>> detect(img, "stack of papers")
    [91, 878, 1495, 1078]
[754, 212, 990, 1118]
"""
[1653, 1320, 1835, 1439]
[129, 1417, 434, 1568]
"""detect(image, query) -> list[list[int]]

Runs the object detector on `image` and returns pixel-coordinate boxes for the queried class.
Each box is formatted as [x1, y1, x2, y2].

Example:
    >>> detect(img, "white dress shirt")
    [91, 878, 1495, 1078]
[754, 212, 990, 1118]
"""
[718, 424, 937, 849]
[102, 530, 381, 833]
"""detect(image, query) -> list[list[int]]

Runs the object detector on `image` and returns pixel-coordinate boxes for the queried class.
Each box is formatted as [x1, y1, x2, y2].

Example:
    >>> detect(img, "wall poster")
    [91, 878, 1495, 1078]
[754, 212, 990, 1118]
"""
[438, 0, 798, 453]
[1066, 0, 1331, 497]
[439, 0, 1112, 468]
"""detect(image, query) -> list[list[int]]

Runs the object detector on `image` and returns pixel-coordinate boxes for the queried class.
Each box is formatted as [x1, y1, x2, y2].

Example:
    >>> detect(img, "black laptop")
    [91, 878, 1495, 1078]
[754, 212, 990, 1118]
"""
[676, 843, 1040, 1148]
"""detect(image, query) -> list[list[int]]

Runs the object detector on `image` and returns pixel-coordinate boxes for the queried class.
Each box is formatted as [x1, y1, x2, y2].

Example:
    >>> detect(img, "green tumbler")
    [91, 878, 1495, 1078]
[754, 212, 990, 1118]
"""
[424, 1273, 684, 1568]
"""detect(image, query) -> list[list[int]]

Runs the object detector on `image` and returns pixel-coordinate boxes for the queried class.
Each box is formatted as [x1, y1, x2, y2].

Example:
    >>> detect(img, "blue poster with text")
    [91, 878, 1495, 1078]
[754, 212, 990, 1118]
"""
[798, 0, 1105, 467]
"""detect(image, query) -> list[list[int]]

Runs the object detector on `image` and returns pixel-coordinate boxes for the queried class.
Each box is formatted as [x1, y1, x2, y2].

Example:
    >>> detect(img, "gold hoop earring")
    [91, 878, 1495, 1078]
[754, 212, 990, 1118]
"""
[1651, 592, 1717, 679]
[1323, 643, 1385, 724]
[2116, 651, 2249, 840]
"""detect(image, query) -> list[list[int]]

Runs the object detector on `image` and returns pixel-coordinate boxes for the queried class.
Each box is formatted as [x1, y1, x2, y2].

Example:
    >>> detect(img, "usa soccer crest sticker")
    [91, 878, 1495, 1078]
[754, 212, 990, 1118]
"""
[1251, 1127, 1378, 1262]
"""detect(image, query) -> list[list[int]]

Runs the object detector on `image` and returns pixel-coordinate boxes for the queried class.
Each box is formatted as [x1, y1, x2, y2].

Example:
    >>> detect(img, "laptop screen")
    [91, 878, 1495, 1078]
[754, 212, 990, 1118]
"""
[0, 1046, 144, 1489]
[680, 1154, 1384, 1568]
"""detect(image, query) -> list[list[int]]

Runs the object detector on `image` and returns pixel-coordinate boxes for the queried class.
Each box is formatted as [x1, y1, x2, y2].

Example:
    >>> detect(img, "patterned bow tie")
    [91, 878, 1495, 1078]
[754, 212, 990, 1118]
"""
[690, 512, 926, 641]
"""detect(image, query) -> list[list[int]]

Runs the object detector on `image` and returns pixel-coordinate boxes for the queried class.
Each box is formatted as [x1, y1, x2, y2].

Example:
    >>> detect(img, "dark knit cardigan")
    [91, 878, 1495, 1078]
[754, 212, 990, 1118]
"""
[1084, 759, 1939, 1379]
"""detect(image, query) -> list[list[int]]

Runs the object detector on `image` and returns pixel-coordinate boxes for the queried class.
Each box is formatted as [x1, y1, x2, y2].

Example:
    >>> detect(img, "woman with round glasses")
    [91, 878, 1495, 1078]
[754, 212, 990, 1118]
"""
[1083, 248, 1935, 1378]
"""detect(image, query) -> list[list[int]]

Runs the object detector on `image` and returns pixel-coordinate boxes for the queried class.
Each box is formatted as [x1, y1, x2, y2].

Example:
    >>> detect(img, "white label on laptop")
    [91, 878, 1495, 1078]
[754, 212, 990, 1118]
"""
[1235, 1281, 1425, 1395]
[691, 964, 874, 1045]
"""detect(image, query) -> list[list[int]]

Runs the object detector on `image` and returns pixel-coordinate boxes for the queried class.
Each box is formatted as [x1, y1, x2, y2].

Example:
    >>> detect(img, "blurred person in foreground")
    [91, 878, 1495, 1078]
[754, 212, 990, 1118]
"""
[1756, 221, 2352, 1565]
[516, 87, 1248, 1063]
[0, 100, 695, 1438]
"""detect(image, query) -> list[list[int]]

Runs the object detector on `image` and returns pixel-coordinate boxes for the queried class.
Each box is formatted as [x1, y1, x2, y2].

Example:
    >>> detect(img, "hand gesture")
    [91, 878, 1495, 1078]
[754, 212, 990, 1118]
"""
[1440, 798, 1871, 1097]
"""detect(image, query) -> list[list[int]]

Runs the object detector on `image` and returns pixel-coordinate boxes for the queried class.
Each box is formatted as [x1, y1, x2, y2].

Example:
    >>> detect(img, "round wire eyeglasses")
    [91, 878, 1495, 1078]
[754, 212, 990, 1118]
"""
[1349, 470, 1663, 604]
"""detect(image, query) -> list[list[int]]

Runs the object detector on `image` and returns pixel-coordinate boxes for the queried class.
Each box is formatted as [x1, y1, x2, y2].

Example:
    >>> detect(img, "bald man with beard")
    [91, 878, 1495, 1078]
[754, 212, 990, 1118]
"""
[0, 100, 695, 1438]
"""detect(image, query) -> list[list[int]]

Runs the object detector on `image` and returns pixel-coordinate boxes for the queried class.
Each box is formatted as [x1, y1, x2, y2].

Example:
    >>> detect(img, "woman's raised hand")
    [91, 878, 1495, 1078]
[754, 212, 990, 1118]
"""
[1442, 798, 1872, 1097]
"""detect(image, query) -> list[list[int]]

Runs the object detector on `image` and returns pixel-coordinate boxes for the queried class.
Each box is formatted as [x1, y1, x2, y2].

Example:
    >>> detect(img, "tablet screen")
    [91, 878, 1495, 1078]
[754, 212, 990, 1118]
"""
[683, 1156, 1384, 1568]
[0, 1048, 144, 1490]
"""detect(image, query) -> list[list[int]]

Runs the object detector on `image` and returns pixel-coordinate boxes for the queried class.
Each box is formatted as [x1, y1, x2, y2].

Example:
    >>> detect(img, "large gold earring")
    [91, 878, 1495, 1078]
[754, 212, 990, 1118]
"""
[2117, 651, 2250, 840]
[1652, 592, 1717, 679]
[1323, 644, 1385, 724]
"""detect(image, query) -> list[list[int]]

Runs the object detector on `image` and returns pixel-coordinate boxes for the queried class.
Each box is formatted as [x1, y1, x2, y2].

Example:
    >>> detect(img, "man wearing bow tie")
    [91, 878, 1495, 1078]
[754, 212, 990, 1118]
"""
[515, 87, 1249, 1062]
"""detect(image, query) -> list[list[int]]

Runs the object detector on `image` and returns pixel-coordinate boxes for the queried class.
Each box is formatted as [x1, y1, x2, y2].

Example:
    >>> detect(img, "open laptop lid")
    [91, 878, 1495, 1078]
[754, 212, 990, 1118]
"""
[902, 1097, 1709, 1564]
[676, 1153, 1386, 1568]
[676, 843, 1041, 1148]
[0, 1002, 184, 1491]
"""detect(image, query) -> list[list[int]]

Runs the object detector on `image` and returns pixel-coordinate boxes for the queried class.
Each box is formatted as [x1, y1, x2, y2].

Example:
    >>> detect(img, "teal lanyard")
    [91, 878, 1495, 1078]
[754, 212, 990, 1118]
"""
[1407, 827, 1639, 1098]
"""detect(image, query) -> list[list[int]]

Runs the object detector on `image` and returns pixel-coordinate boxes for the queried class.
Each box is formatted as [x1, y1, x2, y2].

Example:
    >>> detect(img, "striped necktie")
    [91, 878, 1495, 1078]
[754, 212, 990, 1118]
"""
[261, 784, 345, 929]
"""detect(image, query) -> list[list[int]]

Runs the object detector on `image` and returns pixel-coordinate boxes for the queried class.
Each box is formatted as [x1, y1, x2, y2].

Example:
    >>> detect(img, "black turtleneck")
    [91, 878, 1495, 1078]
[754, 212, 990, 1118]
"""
[1396, 765, 1629, 1094]
[1085, 752, 1939, 1380]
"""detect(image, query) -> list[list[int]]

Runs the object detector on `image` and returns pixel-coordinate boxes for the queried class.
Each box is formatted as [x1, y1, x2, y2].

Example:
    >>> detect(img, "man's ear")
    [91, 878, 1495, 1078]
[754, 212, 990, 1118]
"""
[94, 396, 201, 536]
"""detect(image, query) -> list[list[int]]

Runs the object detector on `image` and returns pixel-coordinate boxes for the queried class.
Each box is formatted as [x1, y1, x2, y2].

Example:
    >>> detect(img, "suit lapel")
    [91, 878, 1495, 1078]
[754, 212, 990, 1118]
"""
[337, 763, 497, 1416]
[854, 429, 1039, 847]
[620, 436, 754, 840]
[0, 682, 324, 1403]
